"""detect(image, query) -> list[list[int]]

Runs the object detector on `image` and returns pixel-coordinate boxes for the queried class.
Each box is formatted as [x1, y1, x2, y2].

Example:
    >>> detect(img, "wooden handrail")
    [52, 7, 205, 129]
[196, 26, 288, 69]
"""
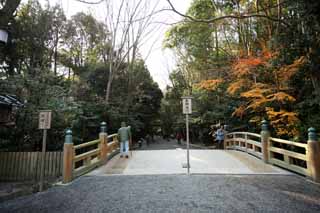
[74, 139, 100, 150]
[225, 132, 262, 159]
[225, 131, 311, 178]
[72, 134, 120, 178]
[269, 147, 306, 161]
[246, 139, 262, 147]
[267, 137, 308, 176]
[74, 148, 100, 163]
[108, 141, 117, 146]
[63, 131, 120, 183]
[269, 137, 307, 149]
[108, 134, 117, 139]
[227, 132, 261, 138]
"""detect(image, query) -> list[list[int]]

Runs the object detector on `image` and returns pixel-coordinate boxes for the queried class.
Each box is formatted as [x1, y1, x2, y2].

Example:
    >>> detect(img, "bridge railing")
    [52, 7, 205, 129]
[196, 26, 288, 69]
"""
[73, 139, 101, 178]
[62, 122, 119, 183]
[225, 132, 262, 159]
[107, 133, 120, 154]
[268, 137, 308, 176]
[225, 121, 320, 183]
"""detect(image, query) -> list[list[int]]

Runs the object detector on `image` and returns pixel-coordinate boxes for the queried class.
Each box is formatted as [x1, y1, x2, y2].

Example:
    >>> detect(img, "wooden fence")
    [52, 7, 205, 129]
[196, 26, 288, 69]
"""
[0, 151, 62, 181]
[225, 123, 320, 182]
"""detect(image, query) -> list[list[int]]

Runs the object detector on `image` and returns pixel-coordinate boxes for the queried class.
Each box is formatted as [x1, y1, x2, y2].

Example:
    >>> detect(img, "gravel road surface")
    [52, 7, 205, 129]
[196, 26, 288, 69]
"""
[1, 174, 320, 213]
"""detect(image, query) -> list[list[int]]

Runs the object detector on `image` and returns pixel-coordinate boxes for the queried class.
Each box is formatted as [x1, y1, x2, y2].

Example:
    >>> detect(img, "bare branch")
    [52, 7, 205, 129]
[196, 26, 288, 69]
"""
[73, 0, 104, 4]
[165, 0, 290, 27]
[150, 21, 182, 26]
[103, 0, 162, 104]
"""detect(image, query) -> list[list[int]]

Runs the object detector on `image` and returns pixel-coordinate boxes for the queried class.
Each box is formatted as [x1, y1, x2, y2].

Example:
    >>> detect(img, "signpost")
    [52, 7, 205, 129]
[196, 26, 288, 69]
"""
[182, 96, 192, 175]
[0, 29, 8, 43]
[38, 110, 52, 191]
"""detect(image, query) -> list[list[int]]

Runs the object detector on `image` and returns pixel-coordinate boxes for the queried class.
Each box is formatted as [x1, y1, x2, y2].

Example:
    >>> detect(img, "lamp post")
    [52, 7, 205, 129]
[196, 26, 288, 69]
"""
[0, 29, 8, 43]
[182, 96, 193, 175]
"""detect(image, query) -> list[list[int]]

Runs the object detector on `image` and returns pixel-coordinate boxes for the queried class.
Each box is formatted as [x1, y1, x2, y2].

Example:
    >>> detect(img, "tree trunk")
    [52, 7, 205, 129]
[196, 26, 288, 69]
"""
[311, 73, 320, 97]
[105, 78, 112, 104]
[105, 61, 113, 104]
[0, 0, 21, 27]
[54, 46, 58, 75]
[68, 67, 71, 80]
[53, 30, 59, 75]
[215, 27, 219, 58]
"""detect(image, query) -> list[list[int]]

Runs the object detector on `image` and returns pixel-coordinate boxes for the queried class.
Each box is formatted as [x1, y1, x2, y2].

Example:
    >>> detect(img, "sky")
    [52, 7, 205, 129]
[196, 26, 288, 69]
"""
[33, 0, 192, 89]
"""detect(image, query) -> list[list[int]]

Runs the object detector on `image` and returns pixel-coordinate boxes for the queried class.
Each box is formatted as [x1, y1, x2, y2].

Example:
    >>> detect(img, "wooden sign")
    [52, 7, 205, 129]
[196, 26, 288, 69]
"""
[182, 96, 192, 114]
[39, 110, 52, 129]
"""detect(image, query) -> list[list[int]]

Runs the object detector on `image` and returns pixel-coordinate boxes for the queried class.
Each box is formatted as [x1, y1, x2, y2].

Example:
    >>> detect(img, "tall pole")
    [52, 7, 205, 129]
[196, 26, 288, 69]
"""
[182, 96, 192, 175]
[186, 113, 190, 175]
[39, 129, 47, 191]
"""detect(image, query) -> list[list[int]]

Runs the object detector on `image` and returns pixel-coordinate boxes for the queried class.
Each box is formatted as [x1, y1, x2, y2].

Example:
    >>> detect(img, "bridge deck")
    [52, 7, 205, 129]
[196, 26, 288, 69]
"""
[89, 149, 290, 176]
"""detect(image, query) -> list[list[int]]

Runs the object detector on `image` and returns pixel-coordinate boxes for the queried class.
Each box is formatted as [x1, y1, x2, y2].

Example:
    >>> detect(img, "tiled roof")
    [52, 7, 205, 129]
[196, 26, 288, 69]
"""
[0, 94, 24, 107]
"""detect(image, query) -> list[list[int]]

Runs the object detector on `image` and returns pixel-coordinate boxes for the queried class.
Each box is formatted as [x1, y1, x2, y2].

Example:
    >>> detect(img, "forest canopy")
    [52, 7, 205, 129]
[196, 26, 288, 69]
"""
[1, 0, 320, 150]
[0, 0, 162, 151]
[163, 0, 320, 141]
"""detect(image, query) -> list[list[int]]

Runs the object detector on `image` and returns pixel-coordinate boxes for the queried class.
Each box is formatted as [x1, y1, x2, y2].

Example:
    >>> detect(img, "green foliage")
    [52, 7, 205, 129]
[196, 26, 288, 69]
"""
[162, 0, 320, 140]
[0, 0, 162, 151]
[0, 71, 76, 151]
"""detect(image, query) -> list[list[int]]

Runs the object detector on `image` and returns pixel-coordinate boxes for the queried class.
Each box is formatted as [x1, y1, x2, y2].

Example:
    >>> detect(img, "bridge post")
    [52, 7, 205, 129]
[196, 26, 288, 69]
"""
[307, 127, 320, 183]
[99, 122, 108, 163]
[63, 129, 74, 183]
[260, 120, 270, 163]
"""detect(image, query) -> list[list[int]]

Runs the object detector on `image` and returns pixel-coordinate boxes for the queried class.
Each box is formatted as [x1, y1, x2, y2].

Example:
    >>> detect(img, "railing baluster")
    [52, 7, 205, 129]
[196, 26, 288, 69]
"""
[63, 129, 74, 184]
[245, 133, 248, 153]
[62, 124, 121, 183]
[307, 128, 320, 182]
[99, 122, 108, 163]
[261, 120, 270, 163]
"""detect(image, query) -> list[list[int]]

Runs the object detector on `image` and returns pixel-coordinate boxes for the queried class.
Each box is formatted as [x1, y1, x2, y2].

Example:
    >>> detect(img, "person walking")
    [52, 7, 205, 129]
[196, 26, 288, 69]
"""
[209, 125, 216, 144]
[118, 122, 131, 158]
[145, 134, 151, 146]
[215, 126, 225, 149]
[176, 131, 182, 145]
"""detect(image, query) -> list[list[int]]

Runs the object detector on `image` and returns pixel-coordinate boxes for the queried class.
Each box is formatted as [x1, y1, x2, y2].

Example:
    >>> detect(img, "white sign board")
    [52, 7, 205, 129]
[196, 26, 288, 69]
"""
[0, 29, 8, 43]
[182, 97, 192, 114]
[39, 110, 52, 129]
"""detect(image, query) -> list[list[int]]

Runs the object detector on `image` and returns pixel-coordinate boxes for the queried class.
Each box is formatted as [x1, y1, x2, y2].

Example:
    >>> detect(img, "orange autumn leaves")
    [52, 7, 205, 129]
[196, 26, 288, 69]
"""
[277, 56, 307, 88]
[232, 85, 299, 137]
[266, 107, 300, 136]
[196, 79, 224, 91]
[232, 50, 272, 78]
[230, 52, 305, 137]
[196, 49, 306, 137]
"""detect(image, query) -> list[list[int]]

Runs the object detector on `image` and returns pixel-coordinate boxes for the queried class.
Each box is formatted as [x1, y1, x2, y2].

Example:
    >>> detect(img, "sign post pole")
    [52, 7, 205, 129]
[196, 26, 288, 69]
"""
[39, 129, 47, 192]
[182, 96, 192, 175]
[38, 110, 52, 192]
[186, 113, 190, 175]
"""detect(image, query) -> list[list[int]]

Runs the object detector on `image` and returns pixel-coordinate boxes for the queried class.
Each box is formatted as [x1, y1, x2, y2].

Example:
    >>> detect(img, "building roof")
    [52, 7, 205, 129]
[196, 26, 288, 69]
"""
[0, 94, 24, 107]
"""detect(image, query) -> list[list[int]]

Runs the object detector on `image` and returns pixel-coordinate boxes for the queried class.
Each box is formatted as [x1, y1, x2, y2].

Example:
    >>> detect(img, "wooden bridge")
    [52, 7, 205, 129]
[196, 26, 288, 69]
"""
[1, 121, 320, 212]
[61, 121, 320, 184]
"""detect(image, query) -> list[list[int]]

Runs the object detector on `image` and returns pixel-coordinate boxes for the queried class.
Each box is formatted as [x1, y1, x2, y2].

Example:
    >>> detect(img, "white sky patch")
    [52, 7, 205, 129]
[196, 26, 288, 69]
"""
[23, 0, 192, 90]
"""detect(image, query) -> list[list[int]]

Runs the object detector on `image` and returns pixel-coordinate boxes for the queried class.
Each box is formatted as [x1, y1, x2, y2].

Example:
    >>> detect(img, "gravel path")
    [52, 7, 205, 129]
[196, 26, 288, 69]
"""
[1, 174, 320, 213]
